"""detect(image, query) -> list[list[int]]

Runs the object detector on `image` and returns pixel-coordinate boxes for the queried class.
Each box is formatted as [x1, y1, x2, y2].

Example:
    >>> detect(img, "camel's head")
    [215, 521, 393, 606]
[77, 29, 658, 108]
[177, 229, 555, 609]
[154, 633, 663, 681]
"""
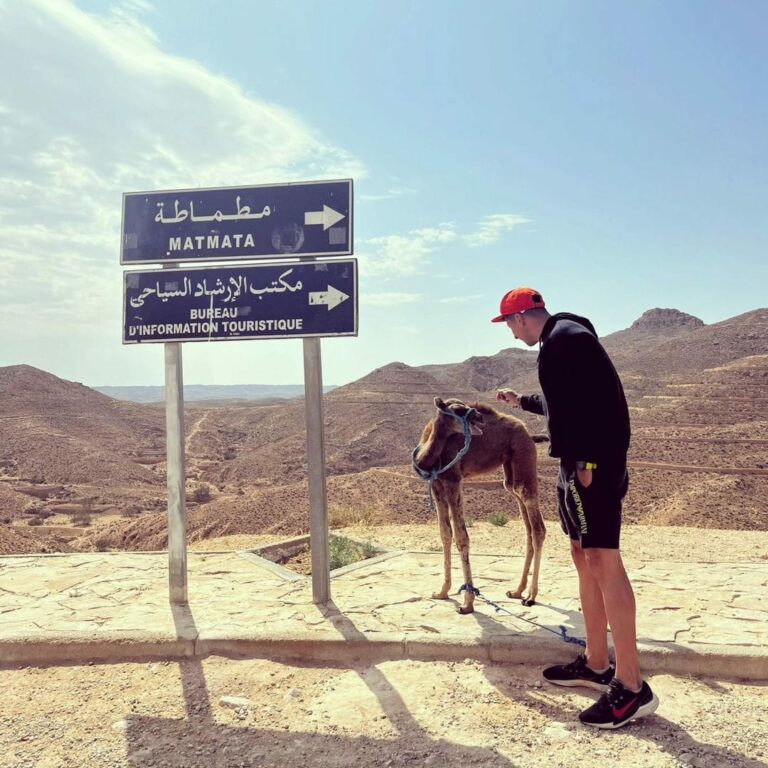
[433, 397, 484, 436]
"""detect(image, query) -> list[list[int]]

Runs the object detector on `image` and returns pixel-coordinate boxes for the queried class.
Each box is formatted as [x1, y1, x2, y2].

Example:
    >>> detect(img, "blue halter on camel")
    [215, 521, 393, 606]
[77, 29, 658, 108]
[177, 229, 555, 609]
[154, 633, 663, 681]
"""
[412, 405, 477, 511]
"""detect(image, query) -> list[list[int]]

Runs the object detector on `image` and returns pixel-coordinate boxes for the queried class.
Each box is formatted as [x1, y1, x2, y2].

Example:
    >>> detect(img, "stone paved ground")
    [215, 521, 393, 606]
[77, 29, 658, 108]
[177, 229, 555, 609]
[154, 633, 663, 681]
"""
[1, 524, 766, 678]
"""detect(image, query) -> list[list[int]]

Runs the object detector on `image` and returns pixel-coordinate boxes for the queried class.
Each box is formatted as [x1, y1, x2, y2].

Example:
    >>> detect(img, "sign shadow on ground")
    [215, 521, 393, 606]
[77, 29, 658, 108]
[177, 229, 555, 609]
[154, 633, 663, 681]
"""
[125, 603, 517, 766]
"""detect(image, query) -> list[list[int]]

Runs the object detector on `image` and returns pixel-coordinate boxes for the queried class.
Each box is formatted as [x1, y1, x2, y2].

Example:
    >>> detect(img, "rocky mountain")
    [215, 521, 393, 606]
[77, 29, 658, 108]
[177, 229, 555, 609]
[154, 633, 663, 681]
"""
[417, 348, 537, 394]
[1, 306, 767, 552]
[0, 365, 168, 546]
[0, 365, 165, 487]
[629, 308, 705, 331]
[611, 309, 768, 376]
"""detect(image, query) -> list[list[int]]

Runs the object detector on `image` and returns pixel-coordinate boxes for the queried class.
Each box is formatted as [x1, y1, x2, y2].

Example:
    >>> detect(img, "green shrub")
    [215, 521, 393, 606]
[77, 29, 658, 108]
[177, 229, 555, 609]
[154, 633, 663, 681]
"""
[488, 511, 509, 527]
[329, 536, 377, 570]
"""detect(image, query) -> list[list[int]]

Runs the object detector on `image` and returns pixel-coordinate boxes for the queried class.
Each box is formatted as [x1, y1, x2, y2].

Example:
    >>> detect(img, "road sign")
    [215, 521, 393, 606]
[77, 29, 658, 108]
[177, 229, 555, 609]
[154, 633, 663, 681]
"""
[123, 259, 357, 344]
[120, 179, 353, 264]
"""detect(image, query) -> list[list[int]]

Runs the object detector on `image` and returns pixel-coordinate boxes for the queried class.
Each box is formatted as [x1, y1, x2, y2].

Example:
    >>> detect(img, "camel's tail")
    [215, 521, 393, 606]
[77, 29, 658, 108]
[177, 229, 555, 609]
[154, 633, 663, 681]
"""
[531, 434, 550, 443]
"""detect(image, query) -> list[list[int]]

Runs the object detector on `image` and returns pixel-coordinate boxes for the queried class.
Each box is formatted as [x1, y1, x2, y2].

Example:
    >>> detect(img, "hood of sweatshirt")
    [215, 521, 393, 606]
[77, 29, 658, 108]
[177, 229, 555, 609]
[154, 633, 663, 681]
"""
[540, 312, 598, 342]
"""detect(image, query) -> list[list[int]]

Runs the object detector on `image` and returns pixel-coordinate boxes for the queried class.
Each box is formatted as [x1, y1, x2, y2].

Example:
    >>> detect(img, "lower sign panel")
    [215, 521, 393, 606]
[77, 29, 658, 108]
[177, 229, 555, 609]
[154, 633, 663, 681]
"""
[123, 260, 357, 343]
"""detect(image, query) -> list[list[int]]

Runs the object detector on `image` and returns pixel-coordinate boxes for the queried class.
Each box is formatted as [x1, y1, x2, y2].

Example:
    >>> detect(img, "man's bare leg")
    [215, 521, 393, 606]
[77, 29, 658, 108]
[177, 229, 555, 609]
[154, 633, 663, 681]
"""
[570, 541, 610, 671]
[583, 547, 642, 691]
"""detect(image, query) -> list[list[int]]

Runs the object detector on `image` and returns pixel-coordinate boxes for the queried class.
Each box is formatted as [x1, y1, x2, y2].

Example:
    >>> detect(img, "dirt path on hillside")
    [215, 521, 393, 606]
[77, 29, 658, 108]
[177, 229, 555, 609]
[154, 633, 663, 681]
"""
[185, 411, 210, 454]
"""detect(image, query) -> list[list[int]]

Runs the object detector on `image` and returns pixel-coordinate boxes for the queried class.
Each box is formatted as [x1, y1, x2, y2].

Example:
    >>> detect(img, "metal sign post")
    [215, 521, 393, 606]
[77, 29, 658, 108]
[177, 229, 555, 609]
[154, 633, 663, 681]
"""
[303, 338, 330, 603]
[165, 341, 187, 604]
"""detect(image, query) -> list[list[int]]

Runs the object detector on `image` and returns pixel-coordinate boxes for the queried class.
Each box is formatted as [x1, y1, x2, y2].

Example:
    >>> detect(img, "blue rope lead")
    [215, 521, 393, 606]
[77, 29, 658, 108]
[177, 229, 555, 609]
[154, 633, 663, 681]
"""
[457, 583, 586, 647]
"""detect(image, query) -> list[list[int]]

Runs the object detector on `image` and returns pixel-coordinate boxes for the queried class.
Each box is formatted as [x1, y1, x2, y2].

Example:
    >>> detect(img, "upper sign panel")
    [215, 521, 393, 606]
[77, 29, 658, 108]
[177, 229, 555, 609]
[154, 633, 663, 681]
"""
[120, 179, 353, 264]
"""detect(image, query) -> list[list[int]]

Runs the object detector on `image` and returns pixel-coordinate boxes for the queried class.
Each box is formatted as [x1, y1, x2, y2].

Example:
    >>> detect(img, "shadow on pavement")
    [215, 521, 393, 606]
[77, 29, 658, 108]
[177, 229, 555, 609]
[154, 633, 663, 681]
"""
[126, 602, 516, 767]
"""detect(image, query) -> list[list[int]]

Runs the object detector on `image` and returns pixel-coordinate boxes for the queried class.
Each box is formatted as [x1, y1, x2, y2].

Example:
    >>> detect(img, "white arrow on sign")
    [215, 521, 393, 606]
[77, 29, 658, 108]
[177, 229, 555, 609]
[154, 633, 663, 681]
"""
[304, 205, 345, 231]
[309, 285, 349, 311]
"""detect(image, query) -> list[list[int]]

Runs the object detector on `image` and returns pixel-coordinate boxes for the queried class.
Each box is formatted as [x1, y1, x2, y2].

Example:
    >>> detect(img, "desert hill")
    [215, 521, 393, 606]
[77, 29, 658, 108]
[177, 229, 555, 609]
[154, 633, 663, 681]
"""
[0, 366, 167, 534]
[1, 306, 767, 553]
[418, 348, 537, 394]
[0, 365, 165, 486]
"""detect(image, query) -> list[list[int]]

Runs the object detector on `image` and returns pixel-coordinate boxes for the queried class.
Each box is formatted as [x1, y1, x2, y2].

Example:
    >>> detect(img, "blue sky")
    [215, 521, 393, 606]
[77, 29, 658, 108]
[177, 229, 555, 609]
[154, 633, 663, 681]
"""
[1, 1, 765, 386]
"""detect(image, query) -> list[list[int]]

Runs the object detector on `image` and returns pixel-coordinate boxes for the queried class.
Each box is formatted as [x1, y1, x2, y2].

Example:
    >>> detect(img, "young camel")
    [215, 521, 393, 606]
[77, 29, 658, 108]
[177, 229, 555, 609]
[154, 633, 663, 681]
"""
[413, 397, 546, 615]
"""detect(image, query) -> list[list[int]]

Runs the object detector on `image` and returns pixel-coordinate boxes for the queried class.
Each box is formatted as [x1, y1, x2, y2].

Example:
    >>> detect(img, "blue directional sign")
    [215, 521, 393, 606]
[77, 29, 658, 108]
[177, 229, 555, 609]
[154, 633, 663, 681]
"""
[123, 260, 357, 344]
[120, 179, 353, 264]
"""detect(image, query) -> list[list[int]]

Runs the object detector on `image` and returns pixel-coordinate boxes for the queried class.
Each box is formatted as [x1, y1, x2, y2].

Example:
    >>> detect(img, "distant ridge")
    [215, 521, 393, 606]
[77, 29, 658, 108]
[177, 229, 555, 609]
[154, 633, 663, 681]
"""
[630, 308, 704, 331]
[96, 384, 338, 403]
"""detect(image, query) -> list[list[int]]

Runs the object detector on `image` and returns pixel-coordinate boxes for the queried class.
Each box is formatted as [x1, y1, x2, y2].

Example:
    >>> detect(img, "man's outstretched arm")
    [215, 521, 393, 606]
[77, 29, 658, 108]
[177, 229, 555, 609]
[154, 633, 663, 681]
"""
[497, 389, 545, 415]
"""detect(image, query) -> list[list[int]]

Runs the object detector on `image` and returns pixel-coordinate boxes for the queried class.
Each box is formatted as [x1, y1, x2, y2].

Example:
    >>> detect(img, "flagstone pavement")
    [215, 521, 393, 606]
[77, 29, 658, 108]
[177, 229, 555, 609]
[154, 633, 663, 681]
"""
[1, 547, 766, 679]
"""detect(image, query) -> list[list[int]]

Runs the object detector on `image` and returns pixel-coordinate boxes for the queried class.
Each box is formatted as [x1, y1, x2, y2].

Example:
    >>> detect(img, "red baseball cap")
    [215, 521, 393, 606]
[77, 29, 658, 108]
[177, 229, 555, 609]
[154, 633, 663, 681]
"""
[491, 287, 546, 323]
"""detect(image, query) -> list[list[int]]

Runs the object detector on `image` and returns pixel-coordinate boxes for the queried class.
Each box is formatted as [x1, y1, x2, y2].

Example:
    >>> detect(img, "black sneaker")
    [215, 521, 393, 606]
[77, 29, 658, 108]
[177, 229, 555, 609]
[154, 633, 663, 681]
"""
[542, 654, 615, 691]
[579, 678, 659, 730]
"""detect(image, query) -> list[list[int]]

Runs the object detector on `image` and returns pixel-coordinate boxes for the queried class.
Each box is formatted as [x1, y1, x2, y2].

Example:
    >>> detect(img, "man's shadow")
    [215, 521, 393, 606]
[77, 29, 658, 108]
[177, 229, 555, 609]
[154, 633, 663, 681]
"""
[442, 578, 766, 768]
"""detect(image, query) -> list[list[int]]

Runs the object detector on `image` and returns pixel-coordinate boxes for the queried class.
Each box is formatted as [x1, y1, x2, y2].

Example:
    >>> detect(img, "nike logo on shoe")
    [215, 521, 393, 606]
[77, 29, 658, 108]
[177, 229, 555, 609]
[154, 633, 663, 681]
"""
[612, 697, 639, 719]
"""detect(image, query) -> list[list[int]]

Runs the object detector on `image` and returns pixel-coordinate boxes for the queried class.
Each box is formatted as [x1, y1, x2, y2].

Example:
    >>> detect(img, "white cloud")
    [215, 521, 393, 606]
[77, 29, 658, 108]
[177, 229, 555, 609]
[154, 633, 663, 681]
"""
[358, 224, 457, 277]
[0, 0, 364, 333]
[359, 186, 416, 202]
[361, 292, 422, 307]
[358, 213, 530, 278]
[463, 214, 530, 247]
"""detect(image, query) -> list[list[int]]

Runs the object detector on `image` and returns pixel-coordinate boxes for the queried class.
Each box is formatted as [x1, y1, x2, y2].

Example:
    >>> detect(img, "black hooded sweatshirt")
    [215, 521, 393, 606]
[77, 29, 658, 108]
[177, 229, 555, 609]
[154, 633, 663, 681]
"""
[519, 312, 630, 464]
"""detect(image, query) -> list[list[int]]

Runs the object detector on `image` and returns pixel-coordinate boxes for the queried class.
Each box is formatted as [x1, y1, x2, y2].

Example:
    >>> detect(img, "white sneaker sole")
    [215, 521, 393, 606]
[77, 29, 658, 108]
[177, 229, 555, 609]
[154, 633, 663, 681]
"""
[544, 678, 611, 692]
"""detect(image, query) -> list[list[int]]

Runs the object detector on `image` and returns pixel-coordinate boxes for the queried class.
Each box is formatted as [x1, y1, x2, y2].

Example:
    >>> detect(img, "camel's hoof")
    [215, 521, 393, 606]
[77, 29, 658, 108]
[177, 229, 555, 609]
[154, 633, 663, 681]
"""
[522, 597, 536, 607]
[506, 590, 523, 600]
[457, 604, 475, 615]
[432, 592, 450, 601]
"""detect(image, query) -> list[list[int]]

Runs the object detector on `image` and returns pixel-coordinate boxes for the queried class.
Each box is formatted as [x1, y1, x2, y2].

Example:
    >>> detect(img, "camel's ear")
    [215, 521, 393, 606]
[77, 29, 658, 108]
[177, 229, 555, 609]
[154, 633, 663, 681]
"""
[434, 397, 446, 410]
[469, 424, 484, 436]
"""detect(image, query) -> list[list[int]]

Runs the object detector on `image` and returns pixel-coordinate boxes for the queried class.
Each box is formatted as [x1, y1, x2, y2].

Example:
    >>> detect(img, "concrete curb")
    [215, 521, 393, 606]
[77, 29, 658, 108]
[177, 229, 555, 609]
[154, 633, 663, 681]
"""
[2, 630, 765, 681]
[0, 636, 196, 666]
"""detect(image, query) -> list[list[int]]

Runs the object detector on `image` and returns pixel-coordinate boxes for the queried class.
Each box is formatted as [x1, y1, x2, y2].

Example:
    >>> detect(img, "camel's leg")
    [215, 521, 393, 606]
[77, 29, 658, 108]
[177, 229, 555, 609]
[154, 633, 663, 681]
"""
[504, 459, 546, 606]
[503, 460, 532, 601]
[432, 483, 453, 600]
[447, 483, 475, 614]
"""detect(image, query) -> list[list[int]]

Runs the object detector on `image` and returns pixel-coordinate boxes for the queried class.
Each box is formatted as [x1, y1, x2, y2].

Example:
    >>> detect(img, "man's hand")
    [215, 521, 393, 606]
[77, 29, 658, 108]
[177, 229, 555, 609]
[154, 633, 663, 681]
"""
[577, 468, 593, 488]
[496, 389, 522, 407]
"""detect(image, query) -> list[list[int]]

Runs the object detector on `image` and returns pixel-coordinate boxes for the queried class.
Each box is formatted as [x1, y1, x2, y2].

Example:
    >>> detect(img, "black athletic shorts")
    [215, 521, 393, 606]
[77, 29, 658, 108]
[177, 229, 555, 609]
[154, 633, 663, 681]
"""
[556, 460, 629, 549]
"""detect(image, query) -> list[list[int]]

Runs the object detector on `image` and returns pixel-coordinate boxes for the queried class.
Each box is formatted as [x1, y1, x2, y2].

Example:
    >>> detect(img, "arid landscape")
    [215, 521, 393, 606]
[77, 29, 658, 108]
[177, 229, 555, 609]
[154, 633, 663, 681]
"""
[2, 310, 768, 768]
[1, 306, 767, 556]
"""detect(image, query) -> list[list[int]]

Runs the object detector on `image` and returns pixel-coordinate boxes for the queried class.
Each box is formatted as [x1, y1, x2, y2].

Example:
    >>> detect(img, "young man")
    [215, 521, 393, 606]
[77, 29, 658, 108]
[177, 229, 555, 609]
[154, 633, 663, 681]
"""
[492, 287, 658, 729]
